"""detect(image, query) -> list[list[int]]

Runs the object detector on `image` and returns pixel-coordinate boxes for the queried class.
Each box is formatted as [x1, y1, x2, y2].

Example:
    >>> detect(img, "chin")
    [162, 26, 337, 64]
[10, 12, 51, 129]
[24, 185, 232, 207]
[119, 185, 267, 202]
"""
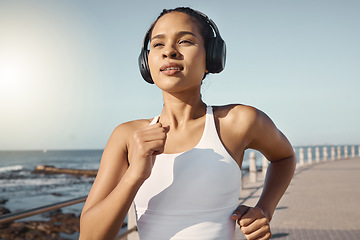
[155, 81, 183, 92]
[154, 75, 182, 86]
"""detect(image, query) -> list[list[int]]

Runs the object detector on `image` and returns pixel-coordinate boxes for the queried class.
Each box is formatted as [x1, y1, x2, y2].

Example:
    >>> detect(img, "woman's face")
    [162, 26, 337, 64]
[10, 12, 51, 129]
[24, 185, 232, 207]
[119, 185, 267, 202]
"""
[148, 12, 207, 93]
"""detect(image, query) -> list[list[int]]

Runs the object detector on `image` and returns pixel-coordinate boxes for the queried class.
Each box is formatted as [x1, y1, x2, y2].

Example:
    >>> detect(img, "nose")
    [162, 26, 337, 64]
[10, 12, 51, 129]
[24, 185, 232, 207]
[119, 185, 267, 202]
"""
[162, 46, 179, 59]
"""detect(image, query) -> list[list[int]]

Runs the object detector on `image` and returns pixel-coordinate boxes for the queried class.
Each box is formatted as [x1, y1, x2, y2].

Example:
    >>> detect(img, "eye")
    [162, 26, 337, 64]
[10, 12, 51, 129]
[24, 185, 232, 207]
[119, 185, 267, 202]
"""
[152, 42, 164, 48]
[179, 39, 194, 45]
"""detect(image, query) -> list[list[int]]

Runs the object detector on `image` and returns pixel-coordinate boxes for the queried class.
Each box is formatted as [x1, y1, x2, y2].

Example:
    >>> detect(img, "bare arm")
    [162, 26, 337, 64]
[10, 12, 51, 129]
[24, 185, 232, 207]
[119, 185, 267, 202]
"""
[248, 110, 296, 221]
[79, 121, 168, 240]
[231, 107, 296, 240]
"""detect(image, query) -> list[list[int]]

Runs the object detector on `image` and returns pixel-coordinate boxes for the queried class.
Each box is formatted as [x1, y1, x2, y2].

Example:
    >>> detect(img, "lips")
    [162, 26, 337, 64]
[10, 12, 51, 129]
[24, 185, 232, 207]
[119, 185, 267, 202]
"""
[160, 63, 183, 76]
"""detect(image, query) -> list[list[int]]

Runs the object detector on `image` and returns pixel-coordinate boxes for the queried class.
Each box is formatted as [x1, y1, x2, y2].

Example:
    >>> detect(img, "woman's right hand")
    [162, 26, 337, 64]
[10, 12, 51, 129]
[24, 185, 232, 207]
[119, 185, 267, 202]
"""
[127, 122, 169, 181]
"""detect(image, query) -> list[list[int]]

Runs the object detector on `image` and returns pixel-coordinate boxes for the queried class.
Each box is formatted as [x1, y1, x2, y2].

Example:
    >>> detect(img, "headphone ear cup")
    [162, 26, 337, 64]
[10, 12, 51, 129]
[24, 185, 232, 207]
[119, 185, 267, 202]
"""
[206, 37, 226, 73]
[138, 49, 154, 84]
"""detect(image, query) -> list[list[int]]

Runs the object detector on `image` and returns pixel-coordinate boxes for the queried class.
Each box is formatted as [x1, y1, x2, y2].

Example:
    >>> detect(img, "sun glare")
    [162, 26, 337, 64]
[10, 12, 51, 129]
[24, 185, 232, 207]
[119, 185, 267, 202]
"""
[0, 55, 30, 101]
[0, 64, 20, 88]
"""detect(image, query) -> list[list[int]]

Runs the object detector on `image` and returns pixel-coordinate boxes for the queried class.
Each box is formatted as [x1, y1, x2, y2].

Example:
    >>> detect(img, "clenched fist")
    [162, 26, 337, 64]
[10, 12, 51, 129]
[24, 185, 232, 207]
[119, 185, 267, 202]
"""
[128, 122, 169, 181]
[231, 205, 272, 240]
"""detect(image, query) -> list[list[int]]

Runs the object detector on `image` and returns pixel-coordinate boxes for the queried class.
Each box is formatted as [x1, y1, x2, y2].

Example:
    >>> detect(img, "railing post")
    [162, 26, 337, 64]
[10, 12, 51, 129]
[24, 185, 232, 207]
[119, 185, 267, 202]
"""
[307, 147, 312, 164]
[299, 148, 305, 166]
[127, 202, 139, 240]
[249, 151, 257, 182]
[351, 146, 355, 158]
[344, 145, 348, 159]
[331, 146, 336, 160]
[262, 155, 269, 177]
[315, 147, 320, 162]
[323, 147, 328, 161]
[337, 146, 341, 159]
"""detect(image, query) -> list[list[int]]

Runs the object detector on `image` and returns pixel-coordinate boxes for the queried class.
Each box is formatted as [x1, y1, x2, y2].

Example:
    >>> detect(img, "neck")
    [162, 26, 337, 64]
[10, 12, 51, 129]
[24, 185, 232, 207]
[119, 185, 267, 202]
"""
[160, 90, 207, 129]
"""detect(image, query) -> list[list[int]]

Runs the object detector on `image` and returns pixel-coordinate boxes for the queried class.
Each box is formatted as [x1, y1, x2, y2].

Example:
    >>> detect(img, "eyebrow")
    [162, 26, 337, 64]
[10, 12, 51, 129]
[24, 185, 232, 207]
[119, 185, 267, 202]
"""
[151, 31, 197, 41]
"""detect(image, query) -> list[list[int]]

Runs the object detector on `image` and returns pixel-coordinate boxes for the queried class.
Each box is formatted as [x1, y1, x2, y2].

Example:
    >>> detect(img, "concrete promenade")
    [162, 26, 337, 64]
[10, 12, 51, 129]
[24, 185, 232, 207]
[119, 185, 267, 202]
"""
[235, 157, 360, 240]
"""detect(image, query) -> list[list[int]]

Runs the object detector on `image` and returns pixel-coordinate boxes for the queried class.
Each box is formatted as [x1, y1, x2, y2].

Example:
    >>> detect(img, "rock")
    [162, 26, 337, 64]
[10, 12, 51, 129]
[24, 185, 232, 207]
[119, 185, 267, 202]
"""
[0, 211, 81, 239]
[3, 222, 27, 235]
[0, 206, 11, 215]
[60, 224, 76, 234]
[24, 221, 40, 230]
[63, 218, 80, 233]
[0, 207, 11, 229]
[25, 229, 47, 240]
[0, 198, 8, 204]
[37, 222, 56, 234]
[33, 165, 97, 177]
[51, 192, 63, 197]
[51, 212, 80, 234]
[41, 209, 62, 218]
[50, 213, 76, 222]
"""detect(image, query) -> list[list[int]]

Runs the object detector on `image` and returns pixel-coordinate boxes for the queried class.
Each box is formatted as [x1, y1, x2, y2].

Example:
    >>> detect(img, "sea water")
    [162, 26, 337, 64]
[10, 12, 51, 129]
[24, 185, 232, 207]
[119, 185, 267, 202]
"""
[0, 150, 101, 219]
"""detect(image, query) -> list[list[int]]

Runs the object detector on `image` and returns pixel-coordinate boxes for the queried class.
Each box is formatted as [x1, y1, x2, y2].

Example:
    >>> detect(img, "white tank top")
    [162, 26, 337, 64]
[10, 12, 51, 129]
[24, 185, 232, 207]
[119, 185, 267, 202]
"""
[134, 106, 241, 240]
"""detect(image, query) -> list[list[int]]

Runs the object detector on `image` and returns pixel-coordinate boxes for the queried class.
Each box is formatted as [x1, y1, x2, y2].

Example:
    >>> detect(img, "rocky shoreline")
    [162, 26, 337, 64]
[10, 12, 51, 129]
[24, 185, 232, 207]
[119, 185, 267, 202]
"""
[0, 206, 128, 240]
[0, 165, 100, 239]
[0, 207, 80, 240]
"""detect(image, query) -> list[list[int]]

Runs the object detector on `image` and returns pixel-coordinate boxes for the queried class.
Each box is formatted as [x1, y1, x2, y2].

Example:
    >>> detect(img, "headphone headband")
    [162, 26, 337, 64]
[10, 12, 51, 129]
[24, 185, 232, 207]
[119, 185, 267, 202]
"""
[193, 10, 222, 38]
[138, 9, 226, 84]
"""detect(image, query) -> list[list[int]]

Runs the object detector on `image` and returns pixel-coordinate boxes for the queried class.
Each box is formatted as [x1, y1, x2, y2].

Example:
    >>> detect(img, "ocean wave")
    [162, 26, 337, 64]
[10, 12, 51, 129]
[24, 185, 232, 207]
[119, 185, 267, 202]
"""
[0, 165, 24, 173]
[0, 175, 93, 188]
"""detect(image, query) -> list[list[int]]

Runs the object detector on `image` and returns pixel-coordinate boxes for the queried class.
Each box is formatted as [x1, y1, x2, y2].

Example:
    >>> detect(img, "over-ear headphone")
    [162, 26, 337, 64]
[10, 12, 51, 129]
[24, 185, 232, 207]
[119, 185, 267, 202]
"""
[138, 10, 226, 84]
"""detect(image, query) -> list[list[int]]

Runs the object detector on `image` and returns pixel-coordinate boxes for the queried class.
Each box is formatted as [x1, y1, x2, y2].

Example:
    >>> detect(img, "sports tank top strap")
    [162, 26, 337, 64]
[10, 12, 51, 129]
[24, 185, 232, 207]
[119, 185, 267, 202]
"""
[198, 106, 238, 164]
[205, 105, 215, 130]
[149, 115, 160, 125]
[197, 105, 219, 148]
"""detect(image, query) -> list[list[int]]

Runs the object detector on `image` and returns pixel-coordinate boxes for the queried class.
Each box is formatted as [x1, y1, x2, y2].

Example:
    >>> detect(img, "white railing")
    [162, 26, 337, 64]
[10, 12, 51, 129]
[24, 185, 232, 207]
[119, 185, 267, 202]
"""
[247, 145, 359, 182]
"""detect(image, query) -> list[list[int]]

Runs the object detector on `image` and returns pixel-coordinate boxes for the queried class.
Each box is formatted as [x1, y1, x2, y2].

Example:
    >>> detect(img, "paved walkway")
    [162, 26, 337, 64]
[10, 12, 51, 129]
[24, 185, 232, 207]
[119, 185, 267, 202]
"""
[235, 157, 360, 239]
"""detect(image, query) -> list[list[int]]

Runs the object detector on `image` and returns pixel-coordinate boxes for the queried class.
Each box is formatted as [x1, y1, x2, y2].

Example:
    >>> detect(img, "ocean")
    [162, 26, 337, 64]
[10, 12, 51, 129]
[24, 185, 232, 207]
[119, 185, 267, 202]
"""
[0, 150, 101, 230]
[0, 150, 102, 239]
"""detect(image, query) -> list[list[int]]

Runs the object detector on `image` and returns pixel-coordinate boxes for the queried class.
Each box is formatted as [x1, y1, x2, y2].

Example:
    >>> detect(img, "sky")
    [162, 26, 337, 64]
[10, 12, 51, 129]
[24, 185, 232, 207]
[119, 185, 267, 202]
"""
[0, 0, 359, 150]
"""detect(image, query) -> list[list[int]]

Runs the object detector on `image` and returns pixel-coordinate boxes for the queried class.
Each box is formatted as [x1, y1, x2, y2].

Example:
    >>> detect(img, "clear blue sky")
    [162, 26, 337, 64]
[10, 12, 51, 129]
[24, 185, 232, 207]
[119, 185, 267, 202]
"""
[0, 0, 359, 150]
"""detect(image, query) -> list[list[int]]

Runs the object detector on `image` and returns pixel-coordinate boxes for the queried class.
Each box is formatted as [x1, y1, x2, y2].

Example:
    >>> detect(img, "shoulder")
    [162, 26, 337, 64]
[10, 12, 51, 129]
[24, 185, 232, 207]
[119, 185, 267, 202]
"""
[213, 104, 275, 148]
[111, 118, 154, 142]
[106, 118, 155, 151]
[213, 104, 266, 127]
[114, 118, 153, 134]
[212, 104, 293, 161]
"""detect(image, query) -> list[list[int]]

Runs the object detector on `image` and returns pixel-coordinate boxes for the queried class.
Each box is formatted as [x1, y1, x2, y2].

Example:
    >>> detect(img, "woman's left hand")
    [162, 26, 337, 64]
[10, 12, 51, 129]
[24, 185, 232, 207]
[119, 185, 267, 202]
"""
[231, 205, 272, 240]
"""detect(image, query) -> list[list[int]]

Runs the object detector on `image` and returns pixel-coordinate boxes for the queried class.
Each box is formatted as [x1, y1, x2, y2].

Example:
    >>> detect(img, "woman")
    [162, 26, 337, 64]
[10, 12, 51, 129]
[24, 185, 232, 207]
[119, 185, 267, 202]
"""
[80, 7, 296, 240]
